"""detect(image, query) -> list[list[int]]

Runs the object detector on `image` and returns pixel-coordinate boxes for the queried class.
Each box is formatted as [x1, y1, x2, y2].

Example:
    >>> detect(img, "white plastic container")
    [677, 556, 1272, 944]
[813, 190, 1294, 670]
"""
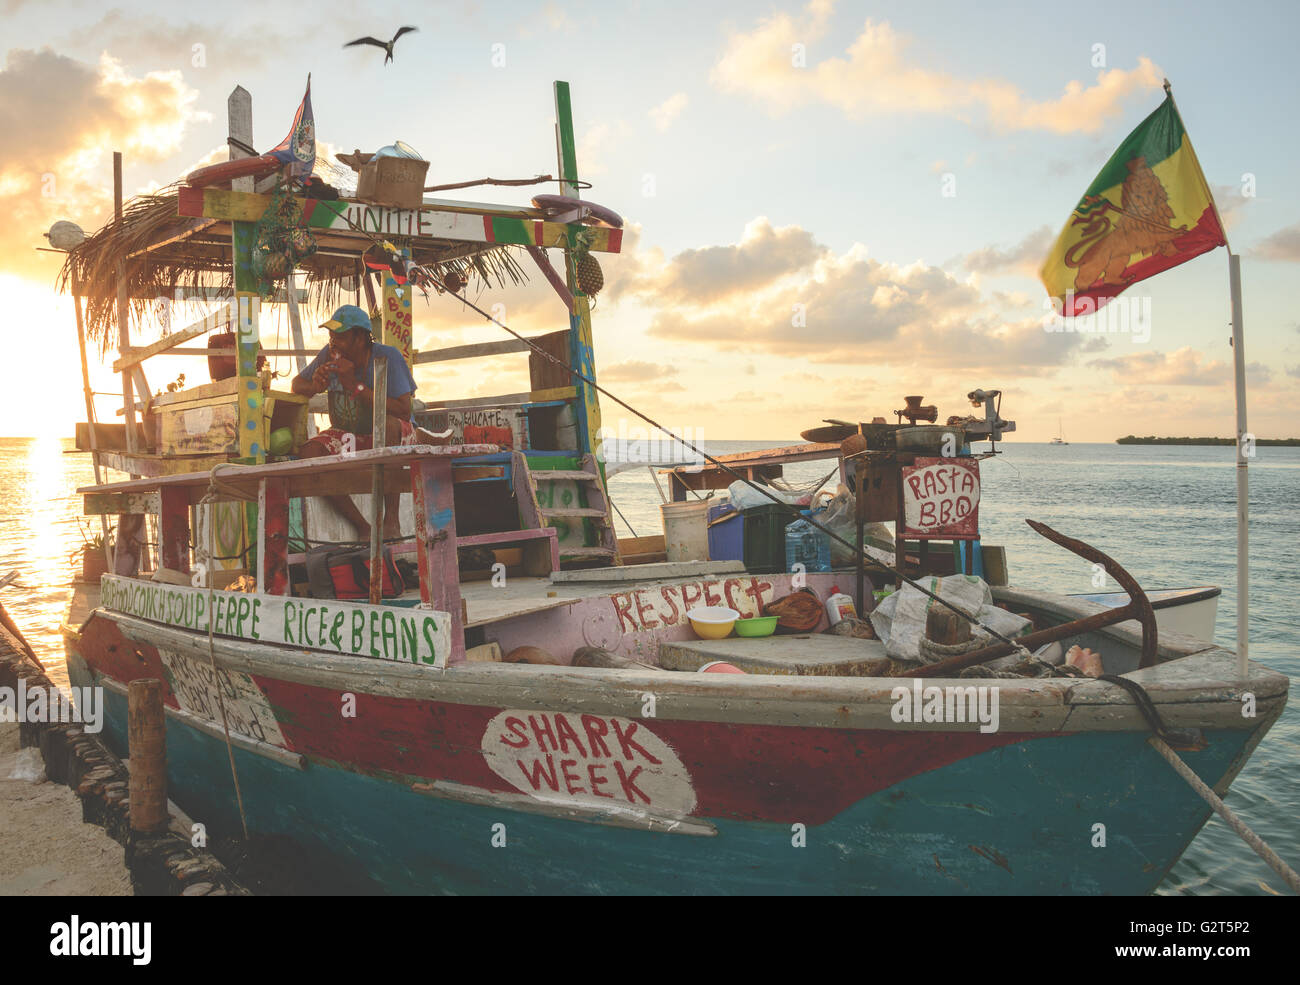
[661, 499, 711, 562]
[825, 586, 857, 626]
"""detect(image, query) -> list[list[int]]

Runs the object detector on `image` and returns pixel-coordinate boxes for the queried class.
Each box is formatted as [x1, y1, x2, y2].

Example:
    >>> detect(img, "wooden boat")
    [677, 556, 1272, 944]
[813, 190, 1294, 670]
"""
[57, 80, 1287, 895]
[1069, 586, 1220, 643]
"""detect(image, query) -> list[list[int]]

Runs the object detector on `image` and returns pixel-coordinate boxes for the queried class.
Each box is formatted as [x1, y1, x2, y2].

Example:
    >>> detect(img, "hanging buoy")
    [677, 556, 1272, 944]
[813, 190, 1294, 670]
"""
[530, 194, 622, 228]
[186, 153, 281, 188]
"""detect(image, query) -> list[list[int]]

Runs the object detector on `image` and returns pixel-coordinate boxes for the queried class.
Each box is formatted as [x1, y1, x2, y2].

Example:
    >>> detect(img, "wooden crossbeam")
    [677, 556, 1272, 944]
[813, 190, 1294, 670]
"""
[111, 305, 235, 372]
[411, 337, 537, 365]
[420, 386, 576, 412]
[126, 217, 219, 258]
[176, 186, 623, 253]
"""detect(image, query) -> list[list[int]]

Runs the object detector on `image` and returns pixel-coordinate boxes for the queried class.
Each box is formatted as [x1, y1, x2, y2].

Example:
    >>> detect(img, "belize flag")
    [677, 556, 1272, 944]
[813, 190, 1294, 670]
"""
[269, 75, 315, 179]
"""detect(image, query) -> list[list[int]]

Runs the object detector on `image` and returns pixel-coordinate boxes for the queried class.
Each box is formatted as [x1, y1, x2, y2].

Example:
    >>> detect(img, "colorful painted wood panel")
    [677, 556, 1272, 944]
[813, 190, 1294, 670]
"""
[900, 457, 980, 541]
[176, 187, 623, 253]
[99, 575, 452, 666]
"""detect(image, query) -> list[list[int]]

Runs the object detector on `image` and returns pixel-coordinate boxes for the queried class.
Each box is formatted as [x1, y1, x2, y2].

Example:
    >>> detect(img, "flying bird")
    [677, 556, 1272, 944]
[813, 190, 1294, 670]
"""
[344, 26, 418, 64]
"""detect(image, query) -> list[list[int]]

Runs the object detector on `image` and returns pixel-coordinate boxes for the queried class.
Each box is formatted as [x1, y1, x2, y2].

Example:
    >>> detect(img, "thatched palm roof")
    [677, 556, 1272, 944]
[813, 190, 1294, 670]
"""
[59, 185, 530, 351]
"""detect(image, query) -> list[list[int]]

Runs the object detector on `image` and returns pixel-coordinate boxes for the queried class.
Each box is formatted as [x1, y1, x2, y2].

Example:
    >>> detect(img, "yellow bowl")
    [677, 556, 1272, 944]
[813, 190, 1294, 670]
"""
[686, 606, 739, 640]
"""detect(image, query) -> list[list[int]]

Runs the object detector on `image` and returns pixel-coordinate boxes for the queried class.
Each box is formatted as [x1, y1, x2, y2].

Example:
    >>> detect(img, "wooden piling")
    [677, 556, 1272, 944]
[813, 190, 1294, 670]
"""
[128, 679, 168, 833]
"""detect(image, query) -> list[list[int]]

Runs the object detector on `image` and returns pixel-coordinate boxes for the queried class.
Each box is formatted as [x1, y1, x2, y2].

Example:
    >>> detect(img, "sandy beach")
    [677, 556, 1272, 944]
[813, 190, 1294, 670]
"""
[0, 721, 130, 896]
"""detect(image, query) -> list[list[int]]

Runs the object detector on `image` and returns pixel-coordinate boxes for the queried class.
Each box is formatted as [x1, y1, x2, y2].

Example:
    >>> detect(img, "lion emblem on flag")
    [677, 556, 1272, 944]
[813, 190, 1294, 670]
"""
[1064, 156, 1189, 291]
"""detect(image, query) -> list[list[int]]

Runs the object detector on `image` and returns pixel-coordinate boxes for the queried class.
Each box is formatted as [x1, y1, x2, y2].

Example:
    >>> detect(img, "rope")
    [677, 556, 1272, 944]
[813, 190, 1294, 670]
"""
[1147, 735, 1300, 894]
[198, 463, 253, 840]
[608, 496, 637, 538]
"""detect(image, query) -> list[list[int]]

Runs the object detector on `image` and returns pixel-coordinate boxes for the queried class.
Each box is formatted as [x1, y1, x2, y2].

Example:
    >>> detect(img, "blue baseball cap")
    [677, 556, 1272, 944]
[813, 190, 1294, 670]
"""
[320, 304, 371, 333]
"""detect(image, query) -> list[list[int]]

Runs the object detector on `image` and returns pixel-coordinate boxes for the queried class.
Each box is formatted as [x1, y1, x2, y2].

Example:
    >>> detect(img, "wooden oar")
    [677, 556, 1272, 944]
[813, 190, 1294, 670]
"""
[0, 598, 42, 669]
[900, 519, 1158, 677]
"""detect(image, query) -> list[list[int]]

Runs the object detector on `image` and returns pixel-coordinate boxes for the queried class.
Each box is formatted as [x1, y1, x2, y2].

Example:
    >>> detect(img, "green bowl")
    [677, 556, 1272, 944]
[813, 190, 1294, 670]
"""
[734, 616, 778, 638]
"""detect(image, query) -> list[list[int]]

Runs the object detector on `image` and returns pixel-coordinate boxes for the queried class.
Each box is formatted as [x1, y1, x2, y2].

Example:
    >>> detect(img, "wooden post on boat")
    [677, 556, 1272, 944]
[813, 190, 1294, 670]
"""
[553, 82, 607, 478]
[128, 678, 168, 834]
[412, 449, 464, 664]
[113, 152, 136, 457]
[111, 152, 149, 576]
[229, 86, 266, 578]
[369, 355, 388, 605]
[72, 270, 114, 569]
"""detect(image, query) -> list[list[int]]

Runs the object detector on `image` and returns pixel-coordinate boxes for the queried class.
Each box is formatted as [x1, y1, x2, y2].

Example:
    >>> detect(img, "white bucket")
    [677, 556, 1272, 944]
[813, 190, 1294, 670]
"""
[660, 499, 711, 562]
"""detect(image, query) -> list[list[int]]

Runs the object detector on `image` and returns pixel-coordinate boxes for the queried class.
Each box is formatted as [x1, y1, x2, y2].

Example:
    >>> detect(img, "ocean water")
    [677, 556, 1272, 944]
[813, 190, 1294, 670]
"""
[1, 436, 1296, 896]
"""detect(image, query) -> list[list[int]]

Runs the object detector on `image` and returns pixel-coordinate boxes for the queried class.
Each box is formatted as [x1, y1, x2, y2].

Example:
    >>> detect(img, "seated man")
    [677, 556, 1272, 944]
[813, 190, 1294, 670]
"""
[292, 304, 416, 540]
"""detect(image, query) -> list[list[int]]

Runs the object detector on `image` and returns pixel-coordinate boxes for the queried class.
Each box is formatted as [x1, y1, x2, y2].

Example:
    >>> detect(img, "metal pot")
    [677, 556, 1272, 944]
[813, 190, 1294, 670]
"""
[895, 425, 967, 455]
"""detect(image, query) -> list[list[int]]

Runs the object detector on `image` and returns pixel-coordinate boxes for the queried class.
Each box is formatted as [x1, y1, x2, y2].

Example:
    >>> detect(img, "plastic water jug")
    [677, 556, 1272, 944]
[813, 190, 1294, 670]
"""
[785, 517, 830, 573]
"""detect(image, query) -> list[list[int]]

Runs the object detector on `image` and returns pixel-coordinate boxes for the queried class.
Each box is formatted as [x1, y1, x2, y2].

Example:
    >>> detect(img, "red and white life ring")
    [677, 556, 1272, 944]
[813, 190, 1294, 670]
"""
[530, 194, 623, 228]
[186, 154, 281, 188]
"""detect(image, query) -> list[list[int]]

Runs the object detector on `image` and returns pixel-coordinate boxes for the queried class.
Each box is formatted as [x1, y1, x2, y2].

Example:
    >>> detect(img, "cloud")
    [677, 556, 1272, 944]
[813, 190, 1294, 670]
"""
[629, 219, 1096, 373]
[0, 48, 205, 278]
[614, 216, 823, 305]
[63, 11, 294, 71]
[1253, 221, 1300, 262]
[576, 120, 631, 177]
[602, 360, 680, 382]
[1088, 347, 1274, 386]
[959, 226, 1053, 276]
[711, 1, 1163, 134]
[649, 92, 688, 131]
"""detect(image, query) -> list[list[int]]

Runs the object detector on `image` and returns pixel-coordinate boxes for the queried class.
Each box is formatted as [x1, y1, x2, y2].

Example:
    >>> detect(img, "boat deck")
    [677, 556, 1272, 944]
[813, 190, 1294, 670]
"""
[64, 560, 770, 633]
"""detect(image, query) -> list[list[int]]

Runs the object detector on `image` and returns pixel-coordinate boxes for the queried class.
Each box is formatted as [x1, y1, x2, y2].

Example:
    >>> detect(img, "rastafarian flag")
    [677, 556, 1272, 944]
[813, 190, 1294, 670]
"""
[1040, 92, 1226, 316]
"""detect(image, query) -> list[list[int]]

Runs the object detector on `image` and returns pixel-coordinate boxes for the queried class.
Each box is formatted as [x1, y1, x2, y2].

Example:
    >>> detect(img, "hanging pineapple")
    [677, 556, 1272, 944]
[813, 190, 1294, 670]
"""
[576, 251, 603, 298]
[573, 228, 603, 299]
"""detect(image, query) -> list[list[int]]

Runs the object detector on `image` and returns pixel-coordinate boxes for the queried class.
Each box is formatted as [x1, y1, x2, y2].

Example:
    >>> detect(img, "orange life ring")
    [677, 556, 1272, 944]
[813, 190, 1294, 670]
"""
[186, 153, 281, 188]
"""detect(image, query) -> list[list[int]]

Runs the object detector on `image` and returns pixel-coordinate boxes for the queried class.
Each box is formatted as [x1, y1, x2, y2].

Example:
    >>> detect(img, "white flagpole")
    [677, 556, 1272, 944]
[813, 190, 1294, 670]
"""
[1228, 253, 1249, 679]
[1166, 79, 1249, 680]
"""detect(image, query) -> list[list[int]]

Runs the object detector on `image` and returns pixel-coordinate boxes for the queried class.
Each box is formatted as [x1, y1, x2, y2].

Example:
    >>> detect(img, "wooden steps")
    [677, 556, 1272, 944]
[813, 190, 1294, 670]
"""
[512, 451, 620, 567]
[556, 546, 617, 558]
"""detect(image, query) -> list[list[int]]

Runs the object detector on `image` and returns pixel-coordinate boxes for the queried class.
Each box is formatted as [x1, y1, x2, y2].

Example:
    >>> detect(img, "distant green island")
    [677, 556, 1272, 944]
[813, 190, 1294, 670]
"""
[1116, 435, 1300, 446]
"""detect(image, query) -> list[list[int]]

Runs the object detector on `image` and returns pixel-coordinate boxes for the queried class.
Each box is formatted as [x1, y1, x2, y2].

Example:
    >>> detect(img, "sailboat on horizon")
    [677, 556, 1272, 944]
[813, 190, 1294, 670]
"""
[1051, 418, 1069, 445]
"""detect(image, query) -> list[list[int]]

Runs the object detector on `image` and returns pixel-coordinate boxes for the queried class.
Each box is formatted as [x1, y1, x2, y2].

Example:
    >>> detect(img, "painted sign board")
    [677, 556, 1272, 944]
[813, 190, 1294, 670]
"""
[100, 575, 451, 667]
[482, 710, 696, 814]
[381, 272, 413, 367]
[446, 407, 528, 451]
[159, 647, 289, 748]
[900, 457, 980, 540]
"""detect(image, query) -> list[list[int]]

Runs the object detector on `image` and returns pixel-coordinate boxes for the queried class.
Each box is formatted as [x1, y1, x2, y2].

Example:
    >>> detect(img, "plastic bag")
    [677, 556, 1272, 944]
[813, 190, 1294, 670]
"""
[819, 488, 895, 565]
[727, 480, 808, 511]
[869, 575, 1030, 663]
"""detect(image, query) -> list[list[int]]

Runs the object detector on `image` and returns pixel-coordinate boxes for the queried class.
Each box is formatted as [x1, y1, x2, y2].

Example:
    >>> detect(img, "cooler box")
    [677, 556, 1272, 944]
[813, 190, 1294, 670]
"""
[707, 503, 743, 561]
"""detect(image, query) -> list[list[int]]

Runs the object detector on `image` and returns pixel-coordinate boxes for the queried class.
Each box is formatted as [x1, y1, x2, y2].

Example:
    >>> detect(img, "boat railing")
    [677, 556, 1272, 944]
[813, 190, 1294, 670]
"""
[81, 444, 500, 667]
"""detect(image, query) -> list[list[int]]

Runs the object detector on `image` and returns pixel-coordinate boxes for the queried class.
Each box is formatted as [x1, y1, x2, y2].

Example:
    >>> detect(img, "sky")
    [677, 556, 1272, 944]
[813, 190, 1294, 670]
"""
[1, 0, 1298, 441]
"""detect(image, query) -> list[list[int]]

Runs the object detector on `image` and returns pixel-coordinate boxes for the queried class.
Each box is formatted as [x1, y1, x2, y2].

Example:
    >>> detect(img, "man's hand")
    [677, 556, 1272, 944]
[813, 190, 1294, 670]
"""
[330, 355, 358, 389]
[311, 363, 331, 394]
[292, 364, 331, 397]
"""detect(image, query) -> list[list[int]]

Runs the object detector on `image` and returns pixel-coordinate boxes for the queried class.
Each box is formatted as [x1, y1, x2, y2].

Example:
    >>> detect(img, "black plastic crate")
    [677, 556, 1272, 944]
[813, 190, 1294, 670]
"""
[742, 503, 797, 573]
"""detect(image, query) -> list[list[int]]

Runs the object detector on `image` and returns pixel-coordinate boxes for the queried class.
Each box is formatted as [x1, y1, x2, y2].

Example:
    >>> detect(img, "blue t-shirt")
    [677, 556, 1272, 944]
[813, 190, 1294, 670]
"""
[303, 342, 416, 433]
